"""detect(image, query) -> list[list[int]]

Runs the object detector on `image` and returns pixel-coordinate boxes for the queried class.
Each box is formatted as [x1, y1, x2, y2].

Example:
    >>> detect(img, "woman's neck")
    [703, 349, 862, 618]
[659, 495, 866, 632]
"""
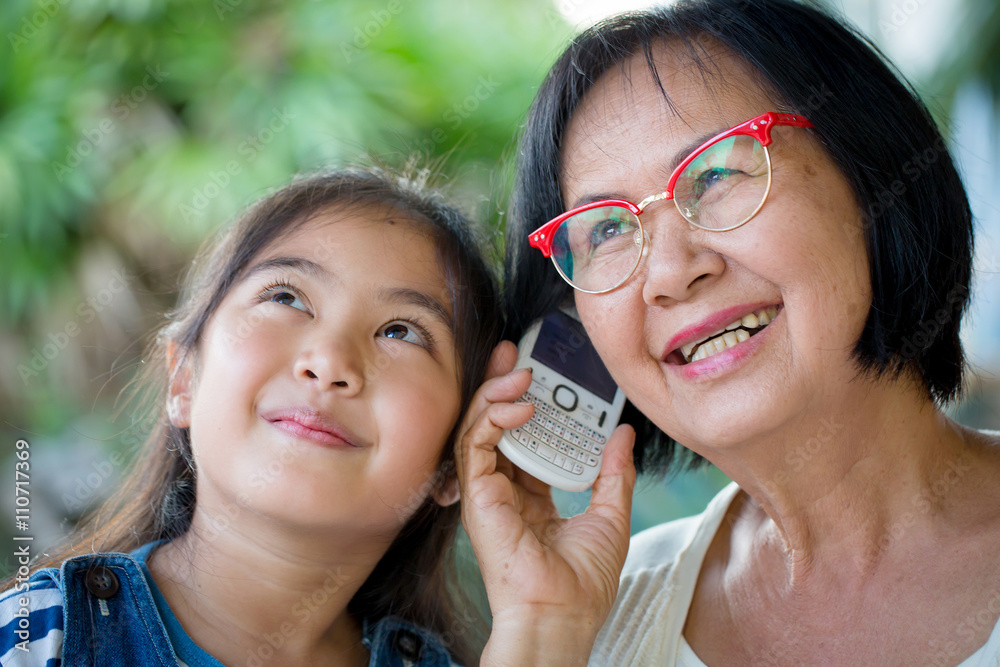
[704, 380, 999, 588]
[148, 511, 390, 666]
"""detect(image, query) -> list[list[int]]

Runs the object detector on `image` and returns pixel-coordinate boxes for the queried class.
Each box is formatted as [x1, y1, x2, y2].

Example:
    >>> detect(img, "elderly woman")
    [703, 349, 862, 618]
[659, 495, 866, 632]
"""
[456, 0, 1000, 664]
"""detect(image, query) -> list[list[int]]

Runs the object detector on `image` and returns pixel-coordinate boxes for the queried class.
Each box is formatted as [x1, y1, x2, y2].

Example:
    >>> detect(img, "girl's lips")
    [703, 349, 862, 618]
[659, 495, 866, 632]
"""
[261, 408, 364, 448]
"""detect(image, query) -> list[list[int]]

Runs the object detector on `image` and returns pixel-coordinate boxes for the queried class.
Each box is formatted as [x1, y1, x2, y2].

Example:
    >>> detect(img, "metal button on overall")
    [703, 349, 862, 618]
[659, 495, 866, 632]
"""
[85, 565, 120, 599]
[394, 628, 424, 661]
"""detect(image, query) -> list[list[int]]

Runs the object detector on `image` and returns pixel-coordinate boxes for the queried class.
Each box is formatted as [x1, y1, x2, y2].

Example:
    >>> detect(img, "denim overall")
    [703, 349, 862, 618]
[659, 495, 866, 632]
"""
[27, 544, 458, 666]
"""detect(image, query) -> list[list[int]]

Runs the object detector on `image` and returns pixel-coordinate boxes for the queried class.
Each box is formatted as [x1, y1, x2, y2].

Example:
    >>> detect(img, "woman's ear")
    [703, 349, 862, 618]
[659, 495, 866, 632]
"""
[432, 472, 460, 507]
[166, 340, 193, 428]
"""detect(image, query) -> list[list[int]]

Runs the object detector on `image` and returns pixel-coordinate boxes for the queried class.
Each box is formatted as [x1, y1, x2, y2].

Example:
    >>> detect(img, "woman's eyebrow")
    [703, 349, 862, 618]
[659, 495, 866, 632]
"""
[568, 192, 630, 209]
[568, 130, 722, 209]
[655, 130, 721, 182]
[378, 287, 454, 332]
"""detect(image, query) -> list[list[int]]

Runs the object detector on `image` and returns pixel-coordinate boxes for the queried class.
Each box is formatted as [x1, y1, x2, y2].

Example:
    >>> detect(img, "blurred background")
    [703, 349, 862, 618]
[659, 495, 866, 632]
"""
[1, 0, 998, 583]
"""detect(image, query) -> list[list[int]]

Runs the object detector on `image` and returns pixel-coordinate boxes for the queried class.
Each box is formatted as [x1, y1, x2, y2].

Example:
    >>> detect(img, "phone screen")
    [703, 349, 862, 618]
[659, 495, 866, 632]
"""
[529, 311, 617, 402]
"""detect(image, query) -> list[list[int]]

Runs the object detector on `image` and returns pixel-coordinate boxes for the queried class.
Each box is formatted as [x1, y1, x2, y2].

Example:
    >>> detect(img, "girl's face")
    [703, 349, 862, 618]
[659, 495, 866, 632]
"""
[169, 209, 462, 540]
[560, 49, 871, 452]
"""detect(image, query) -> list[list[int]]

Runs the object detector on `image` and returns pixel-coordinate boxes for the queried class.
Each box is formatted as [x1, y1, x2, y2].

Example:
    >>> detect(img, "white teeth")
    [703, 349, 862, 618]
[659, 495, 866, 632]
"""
[679, 306, 780, 363]
[757, 306, 779, 326]
[688, 327, 751, 361]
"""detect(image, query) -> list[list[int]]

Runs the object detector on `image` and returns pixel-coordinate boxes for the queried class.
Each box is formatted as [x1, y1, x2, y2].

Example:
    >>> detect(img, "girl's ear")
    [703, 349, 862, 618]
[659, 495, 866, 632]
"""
[166, 340, 193, 428]
[432, 473, 460, 507]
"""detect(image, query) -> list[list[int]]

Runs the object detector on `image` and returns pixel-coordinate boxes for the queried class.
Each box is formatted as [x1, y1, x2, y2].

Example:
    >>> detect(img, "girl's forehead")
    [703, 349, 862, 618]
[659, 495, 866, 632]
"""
[253, 210, 449, 291]
[274, 208, 436, 257]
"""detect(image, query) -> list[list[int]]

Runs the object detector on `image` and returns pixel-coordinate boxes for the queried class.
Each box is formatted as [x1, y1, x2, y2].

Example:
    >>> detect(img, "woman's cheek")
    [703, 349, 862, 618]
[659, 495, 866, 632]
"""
[577, 292, 645, 378]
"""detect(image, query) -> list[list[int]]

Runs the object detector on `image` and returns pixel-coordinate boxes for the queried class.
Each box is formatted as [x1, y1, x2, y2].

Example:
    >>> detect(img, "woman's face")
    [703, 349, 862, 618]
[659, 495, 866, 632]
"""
[561, 48, 871, 451]
[169, 209, 462, 541]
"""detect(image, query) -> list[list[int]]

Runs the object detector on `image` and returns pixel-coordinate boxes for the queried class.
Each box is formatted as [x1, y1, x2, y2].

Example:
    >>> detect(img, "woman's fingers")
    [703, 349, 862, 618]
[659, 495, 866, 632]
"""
[457, 397, 539, 562]
[456, 366, 531, 445]
[485, 340, 519, 380]
[453, 341, 530, 486]
[460, 402, 534, 479]
[456, 373, 535, 493]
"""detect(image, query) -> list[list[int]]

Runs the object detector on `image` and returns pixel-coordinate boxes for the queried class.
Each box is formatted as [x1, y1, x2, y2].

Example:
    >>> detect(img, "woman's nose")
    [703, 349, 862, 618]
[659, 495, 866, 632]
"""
[638, 210, 726, 305]
[293, 336, 365, 395]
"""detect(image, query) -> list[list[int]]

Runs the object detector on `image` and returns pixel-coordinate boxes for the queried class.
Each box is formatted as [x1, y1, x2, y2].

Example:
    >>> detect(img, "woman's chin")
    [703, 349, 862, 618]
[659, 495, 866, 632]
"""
[663, 403, 789, 456]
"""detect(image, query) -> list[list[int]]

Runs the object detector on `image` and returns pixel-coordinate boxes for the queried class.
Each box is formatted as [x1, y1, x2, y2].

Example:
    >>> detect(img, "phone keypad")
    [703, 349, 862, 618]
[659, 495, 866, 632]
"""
[509, 388, 607, 476]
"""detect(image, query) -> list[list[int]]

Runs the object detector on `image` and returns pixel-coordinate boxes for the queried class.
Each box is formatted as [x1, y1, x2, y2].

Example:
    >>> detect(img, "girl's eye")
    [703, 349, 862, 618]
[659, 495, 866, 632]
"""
[263, 288, 308, 312]
[379, 320, 435, 350]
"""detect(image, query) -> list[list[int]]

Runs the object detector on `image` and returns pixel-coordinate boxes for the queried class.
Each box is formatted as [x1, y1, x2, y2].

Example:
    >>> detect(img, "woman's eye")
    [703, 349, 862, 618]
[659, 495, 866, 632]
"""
[380, 322, 424, 345]
[589, 219, 627, 246]
[694, 167, 738, 196]
[268, 290, 307, 312]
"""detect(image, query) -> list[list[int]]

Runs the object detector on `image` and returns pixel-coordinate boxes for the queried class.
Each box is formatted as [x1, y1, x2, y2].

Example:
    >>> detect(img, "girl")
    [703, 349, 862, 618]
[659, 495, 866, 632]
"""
[1, 167, 501, 666]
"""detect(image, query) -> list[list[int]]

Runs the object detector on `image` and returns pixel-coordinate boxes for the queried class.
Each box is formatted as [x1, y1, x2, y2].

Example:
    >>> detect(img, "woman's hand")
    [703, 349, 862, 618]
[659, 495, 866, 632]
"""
[456, 341, 636, 666]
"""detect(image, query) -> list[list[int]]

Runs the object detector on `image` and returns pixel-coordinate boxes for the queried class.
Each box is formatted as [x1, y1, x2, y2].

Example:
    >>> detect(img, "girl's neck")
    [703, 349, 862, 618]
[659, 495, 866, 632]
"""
[148, 512, 390, 666]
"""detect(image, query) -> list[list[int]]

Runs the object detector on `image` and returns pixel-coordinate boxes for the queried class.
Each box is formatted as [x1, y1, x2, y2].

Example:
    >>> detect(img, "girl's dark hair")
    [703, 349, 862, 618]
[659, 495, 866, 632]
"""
[504, 0, 974, 476]
[31, 166, 499, 664]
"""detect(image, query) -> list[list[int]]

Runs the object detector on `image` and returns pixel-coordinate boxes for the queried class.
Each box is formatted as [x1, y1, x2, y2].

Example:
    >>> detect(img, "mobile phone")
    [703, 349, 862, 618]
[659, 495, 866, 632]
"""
[497, 308, 626, 492]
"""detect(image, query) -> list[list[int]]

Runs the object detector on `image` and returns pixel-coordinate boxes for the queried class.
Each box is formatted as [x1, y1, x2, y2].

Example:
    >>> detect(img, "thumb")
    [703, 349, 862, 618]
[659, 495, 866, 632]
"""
[587, 423, 636, 528]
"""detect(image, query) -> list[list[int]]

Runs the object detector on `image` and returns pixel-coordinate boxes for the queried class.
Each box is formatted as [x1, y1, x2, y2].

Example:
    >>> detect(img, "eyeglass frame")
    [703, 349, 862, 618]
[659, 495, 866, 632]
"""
[528, 111, 816, 293]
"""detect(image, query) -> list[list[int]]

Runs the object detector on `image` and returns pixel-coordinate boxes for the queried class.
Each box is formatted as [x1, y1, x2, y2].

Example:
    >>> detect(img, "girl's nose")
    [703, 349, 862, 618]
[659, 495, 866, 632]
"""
[638, 210, 726, 305]
[293, 338, 365, 395]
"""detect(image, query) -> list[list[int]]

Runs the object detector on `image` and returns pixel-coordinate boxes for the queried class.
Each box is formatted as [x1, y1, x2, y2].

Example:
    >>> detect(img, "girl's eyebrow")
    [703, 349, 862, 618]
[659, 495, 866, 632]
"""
[378, 287, 454, 333]
[245, 256, 336, 283]
[246, 255, 453, 332]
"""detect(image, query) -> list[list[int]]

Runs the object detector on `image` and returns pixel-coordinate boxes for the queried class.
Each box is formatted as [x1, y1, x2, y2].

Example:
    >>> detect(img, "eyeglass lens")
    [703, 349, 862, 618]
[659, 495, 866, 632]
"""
[552, 134, 770, 291]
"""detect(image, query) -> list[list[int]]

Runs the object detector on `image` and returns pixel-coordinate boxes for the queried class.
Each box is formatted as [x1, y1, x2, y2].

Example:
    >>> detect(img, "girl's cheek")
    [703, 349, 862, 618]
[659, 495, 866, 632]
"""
[378, 365, 461, 442]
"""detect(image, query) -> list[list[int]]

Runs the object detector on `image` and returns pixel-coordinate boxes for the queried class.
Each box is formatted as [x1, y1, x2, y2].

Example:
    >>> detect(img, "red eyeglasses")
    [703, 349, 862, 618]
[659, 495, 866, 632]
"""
[529, 112, 814, 293]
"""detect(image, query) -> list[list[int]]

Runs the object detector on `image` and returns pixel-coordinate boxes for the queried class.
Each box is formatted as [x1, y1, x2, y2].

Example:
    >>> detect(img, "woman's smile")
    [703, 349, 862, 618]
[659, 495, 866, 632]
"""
[661, 303, 783, 381]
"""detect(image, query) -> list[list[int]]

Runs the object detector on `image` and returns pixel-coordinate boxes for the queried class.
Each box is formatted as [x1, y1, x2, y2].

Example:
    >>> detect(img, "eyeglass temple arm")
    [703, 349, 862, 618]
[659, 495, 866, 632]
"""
[528, 230, 552, 258]
[755, 112, 815, 146]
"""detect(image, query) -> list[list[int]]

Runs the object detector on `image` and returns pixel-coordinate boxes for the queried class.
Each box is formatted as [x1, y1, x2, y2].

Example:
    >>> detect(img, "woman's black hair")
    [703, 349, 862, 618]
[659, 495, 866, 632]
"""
[504, 0, 974, 475]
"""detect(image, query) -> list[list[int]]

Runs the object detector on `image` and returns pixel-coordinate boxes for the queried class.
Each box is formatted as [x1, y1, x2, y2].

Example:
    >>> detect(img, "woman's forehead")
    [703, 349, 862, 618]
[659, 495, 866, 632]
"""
[560, 46, 775, 192]
[565, 44, 774, 147]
